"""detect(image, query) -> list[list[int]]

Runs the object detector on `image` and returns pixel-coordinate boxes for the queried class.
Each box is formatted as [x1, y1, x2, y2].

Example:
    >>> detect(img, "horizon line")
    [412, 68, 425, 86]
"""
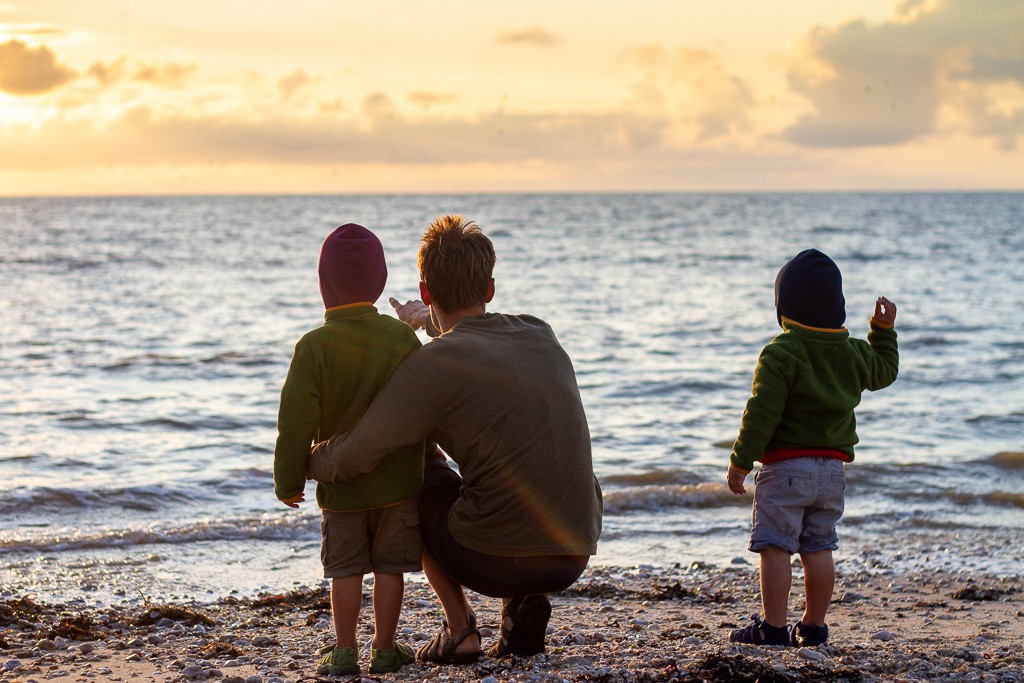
[2, 187, 1023, 200]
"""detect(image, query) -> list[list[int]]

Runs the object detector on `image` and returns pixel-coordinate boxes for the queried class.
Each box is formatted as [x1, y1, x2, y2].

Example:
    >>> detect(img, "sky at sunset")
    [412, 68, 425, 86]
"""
[0, 0, 1021, 195]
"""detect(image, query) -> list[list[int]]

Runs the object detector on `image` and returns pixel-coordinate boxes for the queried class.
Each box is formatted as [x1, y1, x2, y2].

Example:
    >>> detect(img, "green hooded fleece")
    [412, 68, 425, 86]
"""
[273, 305, 424, 511]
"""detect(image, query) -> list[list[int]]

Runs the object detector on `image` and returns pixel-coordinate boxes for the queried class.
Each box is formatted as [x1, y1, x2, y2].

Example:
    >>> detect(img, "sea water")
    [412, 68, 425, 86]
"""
[1, 192, 1022, 605]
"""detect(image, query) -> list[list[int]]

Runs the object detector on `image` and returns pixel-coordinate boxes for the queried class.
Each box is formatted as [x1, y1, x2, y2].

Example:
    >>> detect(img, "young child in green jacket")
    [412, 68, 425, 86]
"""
[727, 248, 898, 647]
[273, 223, 424, 675]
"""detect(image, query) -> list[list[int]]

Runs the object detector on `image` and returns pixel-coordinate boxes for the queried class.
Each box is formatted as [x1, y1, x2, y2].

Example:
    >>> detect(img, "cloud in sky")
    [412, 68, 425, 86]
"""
[0, 23, 67, 37]
[88, 56, 196, 88]
[496, 26, 560, 48]
[408, 91, 457, 110]
[277, 68, 310, 101]
[617, 45, 755, 142]
[318, 97, 345, 114]
[0, 98, 669, 169]
[0, 38, 74, 94]
[671, 48, 755, 141]
[785, 0, 1024, 149]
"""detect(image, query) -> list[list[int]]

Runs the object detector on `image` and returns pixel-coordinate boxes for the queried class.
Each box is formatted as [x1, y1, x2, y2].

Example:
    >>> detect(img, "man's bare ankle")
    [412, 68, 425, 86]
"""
[454, 632, 479, 654]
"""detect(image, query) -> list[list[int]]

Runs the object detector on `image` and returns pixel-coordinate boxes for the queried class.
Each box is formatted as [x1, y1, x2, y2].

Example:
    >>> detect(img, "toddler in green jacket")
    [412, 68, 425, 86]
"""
[727, 248, 898, 647]
[273, 223, 424, 675]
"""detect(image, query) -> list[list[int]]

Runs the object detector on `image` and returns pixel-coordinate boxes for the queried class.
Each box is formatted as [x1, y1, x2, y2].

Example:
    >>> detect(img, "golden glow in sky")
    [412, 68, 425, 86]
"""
[0, 0, 1021, 195]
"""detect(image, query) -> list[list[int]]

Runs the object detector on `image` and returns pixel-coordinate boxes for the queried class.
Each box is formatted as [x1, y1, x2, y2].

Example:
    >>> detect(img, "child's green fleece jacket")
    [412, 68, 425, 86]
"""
[730, 318, 899, 472]
[273, 304, 424, 511]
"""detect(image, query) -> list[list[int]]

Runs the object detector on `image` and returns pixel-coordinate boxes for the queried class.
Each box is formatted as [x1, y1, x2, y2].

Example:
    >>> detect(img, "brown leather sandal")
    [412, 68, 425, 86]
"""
[508, 595, 551, 656]
[486, 594, 551, 657]
[416, 614, 483, 664]
[485, 597, 523, 658]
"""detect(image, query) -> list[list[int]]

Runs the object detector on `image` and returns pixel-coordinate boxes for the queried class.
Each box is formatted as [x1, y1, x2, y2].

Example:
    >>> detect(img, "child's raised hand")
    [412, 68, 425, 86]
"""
[873, 296, 897, 326]
[727, 464, 748, 495]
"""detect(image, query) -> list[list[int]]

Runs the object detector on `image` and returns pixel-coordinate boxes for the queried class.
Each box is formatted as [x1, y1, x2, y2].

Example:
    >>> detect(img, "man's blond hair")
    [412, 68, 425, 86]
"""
[418, 214, 496, 313]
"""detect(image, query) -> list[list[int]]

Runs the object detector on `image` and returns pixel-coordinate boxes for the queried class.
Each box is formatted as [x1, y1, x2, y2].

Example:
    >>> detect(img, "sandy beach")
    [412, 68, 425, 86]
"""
[2, 564, 1022, 683]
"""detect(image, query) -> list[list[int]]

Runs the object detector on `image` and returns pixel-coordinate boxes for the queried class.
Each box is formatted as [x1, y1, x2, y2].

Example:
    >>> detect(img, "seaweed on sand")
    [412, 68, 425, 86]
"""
[677, 652, 864, 683]
[133, 605, 217, 626]
[563, 580, 734, 604]
[246, 587, 330, 612]
[951, 585, 1014, 601]
[198, 641, 245, 657]
[0, 596, 45, 626]
[49, 615, 104, 641]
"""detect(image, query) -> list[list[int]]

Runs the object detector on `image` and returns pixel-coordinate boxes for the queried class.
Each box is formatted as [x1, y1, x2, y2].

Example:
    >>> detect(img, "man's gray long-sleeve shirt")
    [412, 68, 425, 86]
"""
[308, 312, 603, 557]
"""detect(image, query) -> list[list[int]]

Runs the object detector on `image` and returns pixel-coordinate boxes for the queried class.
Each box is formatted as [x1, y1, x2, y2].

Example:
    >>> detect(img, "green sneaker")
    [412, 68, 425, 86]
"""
[316, 644, 360, 675]
[369, 642, 415, 674]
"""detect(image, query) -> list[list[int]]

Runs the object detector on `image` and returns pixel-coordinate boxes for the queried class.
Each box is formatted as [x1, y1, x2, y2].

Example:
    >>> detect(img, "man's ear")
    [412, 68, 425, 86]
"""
[485, 278, 495, 303]
[419, 281, 432, 306]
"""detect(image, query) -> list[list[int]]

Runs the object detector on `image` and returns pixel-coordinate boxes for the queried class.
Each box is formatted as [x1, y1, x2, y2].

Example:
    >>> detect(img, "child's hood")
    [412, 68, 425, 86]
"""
[318, 223, 388, 309]
[774, 248, 846, 329]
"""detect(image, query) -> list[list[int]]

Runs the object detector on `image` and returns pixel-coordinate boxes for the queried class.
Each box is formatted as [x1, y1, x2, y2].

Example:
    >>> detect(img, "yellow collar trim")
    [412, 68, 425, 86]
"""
[326, 301, 373, 313]
[781, 316, 847, 333]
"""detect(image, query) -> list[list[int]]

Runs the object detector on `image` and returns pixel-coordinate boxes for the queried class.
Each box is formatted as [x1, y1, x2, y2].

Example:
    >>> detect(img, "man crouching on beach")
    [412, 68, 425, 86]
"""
[308, 214, 603, 664]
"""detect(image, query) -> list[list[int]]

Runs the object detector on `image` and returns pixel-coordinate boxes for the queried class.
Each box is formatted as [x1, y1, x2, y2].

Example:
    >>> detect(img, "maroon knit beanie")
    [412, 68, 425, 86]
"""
[318, 223, 388, 309]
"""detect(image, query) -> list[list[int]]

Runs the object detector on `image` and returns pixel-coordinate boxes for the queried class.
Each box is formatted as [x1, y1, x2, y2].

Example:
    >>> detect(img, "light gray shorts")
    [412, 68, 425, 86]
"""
[320, 497, 423, 579]
[749, 457, 846, 555]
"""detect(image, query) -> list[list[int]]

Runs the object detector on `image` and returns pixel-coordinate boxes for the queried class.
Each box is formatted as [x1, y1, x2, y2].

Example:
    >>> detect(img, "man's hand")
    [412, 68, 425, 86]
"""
[727, 464, 749, 495]
[280, 493, 305, 509]
[389, 297, 429, 330]
[873, 296, 897, 326]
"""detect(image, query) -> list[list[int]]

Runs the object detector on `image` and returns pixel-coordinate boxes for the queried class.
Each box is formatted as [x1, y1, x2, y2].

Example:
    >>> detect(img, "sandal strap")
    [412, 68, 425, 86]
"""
[417, 615, 482, 664]
[490, 598, 523, 656]
[444, 613, 480, 656]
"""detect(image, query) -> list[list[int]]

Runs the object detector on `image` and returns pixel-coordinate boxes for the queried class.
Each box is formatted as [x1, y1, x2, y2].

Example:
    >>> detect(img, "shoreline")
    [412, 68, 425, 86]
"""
[2, 565, 1022, 682]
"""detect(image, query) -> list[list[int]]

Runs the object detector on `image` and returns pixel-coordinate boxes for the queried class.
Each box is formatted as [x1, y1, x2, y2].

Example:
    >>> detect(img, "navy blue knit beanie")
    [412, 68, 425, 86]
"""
[774, 248, 846, 329]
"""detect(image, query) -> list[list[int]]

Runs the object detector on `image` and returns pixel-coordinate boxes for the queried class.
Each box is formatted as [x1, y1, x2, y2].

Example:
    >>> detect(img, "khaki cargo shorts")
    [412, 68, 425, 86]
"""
[320, 497, 422, 578]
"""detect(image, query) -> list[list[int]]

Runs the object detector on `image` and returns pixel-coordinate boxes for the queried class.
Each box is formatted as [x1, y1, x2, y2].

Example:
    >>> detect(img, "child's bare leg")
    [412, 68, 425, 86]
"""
[759, 546, 792, 628]
[331, 575, 363, 649]
[799, 550, 834, 626]
[370, 573, 404, 650]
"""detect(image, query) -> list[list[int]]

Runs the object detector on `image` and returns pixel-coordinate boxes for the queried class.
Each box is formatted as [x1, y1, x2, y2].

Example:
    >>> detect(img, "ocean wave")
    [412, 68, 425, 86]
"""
[103, 354, 193, 371]
[843, 462, 935, 483]
[51, 458, 94, 469]
[103, 351, 277, 372]
[966, 413, 1024, 426]
[0, 511, 318, 554]
[56, 415, 252, 432]
[810, 225, 847, 234]
[2, 484, 196, 514]
[602, 469, 702, 486]
[200, 351, 277, 367]
[202, 468, 274, 491]
[973, 452, 1024, 470]
[842, 250, 887, 263]
[0, 453, 41, 464]
[982, 492, 1024, 509]
[602, 482, 747, 515]
[902, 336, 954, 348]
[852, 513, 1005, 532]
[605, 382, 685, 399]
[10, 255, 104, 270]
[886, 487, 1024, 511]
[139, 417, 250, 431]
